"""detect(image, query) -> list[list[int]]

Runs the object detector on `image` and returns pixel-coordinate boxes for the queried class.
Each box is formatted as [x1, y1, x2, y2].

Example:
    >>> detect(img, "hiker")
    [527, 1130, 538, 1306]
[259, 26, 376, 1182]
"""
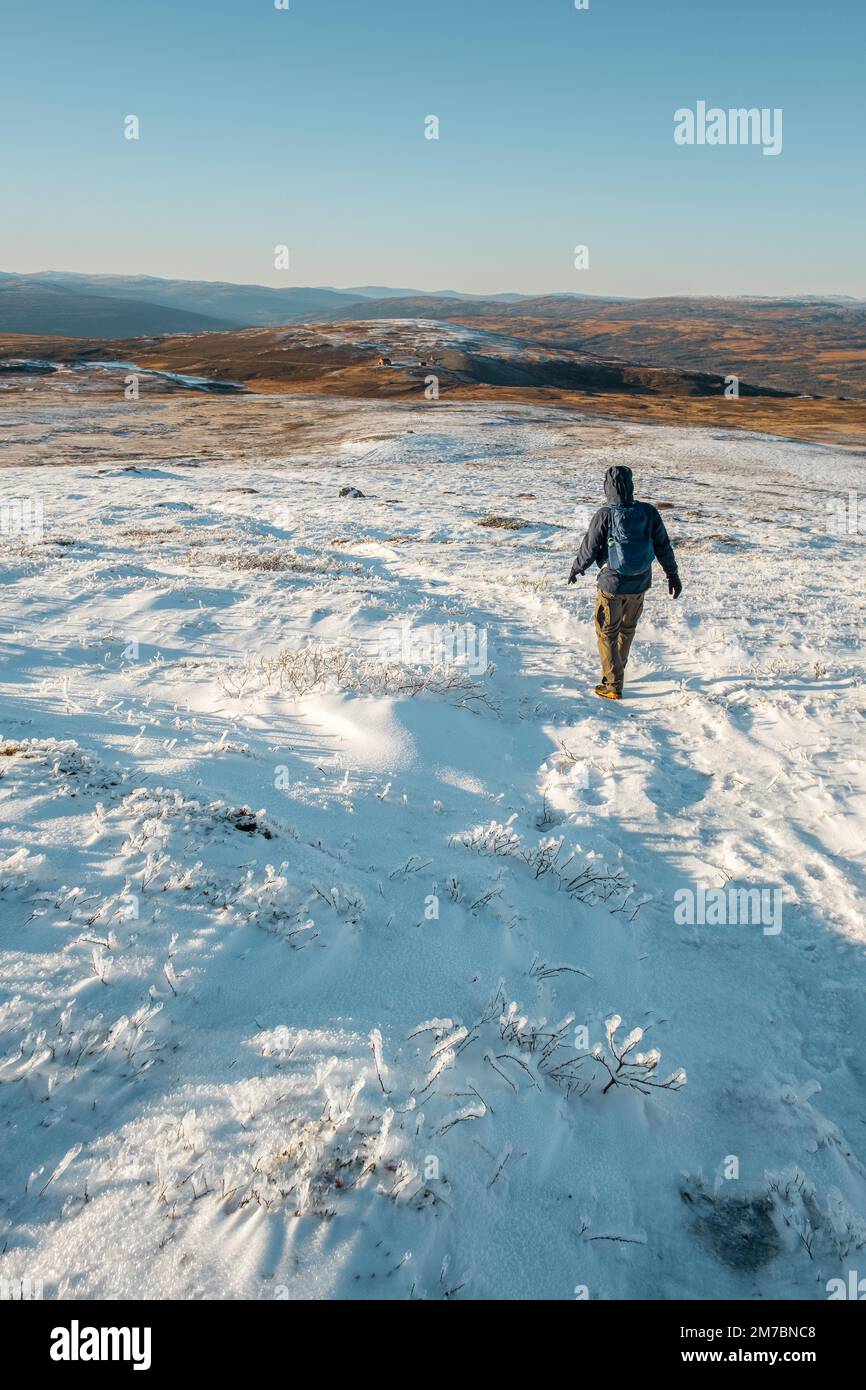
[568, 465, 681, 700]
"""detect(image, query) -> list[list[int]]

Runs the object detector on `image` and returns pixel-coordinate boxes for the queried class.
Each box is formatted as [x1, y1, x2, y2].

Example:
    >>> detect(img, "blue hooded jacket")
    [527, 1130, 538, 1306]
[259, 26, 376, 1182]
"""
[569, 465, 679, 595]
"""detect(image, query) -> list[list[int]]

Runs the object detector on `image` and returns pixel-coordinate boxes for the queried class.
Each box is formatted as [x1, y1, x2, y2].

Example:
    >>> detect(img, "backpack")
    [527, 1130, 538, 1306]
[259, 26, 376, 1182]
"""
[606, 503, 654, 575]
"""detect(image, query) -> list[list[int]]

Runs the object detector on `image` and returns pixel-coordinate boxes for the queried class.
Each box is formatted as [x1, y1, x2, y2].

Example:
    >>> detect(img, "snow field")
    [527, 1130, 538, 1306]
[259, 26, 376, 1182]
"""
[1, 401, 865, 1299]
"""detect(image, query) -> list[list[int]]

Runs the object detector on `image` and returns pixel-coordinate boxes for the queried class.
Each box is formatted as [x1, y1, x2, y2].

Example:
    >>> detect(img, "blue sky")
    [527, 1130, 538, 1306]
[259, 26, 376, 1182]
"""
[2, 0, 864, 296]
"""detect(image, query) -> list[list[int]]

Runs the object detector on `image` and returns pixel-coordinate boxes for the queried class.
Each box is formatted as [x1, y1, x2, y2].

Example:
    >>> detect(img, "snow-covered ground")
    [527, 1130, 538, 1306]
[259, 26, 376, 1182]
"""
[1, 399, 865, 1300]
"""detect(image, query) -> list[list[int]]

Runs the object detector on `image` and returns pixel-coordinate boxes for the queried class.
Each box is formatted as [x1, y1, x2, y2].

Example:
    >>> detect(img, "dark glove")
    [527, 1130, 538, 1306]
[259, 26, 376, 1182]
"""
[568, 571, 578, 585]
[668, 574, 682, 599]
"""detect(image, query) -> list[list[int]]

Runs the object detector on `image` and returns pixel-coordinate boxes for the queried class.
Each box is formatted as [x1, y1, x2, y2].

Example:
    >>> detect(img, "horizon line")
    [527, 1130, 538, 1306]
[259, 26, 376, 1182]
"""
[2, 269, 863, 304]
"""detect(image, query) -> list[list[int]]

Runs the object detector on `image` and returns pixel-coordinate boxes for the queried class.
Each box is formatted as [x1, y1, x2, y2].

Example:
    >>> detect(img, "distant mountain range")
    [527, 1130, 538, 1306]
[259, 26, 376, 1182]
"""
[0, 270, 627, 338]
[0, 275, 235, 336]
[0, 272, 363, 336]
[2, 270, 862, 339]
[331, 286, 546, 302]
[1, 271, 865, 398]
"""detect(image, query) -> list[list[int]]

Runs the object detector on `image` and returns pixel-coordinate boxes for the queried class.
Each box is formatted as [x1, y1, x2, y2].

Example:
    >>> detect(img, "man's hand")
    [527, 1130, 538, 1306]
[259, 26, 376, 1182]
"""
[668, 574, 682, 599]
[567, 571, 578, 585]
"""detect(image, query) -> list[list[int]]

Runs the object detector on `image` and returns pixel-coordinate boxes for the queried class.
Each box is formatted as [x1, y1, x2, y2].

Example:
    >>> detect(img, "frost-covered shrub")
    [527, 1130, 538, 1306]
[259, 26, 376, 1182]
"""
[511, 575, 557, 594]
[183, 546, 360, 577]
[451, 815, 645, 915]
[237, 1105, 397, 1217]
[681, 1168, 866, 1275]
[587, 1014, 687, 1096]
[137, 1071, 430, 1222]
[476, 515, 528, 530]
[493, 1002, 685, 1099]
[196, 731, 251, 757]
[407, 988, 686, 1111]
[118, 525, 183, 544]
[767, 1168, 866, 1265]
[119, 788, 274, 854]
[259, 642, 493, 705]
[2, 1002, 166, 1098]
[233, 862, 365, 944]
[187, 548, 300, 573]
[0, 738, 125, 794]
[0, 846, 45, 893]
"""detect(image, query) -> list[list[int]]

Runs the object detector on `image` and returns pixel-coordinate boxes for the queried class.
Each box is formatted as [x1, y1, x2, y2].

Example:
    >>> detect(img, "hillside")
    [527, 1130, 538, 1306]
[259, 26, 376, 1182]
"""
[5, 319, 866, 448]
[26, 272, 364, 325]
[0, 277, 235, 337]
[1, 399, 865, 1299]
[0, 319, 795, 400]
[3, 274, 865, 401]
[328, 295, 866, 400]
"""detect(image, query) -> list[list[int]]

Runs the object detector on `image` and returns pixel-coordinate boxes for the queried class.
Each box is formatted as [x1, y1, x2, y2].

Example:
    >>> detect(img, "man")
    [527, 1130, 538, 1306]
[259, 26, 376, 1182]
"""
[568, 465, 681, 700]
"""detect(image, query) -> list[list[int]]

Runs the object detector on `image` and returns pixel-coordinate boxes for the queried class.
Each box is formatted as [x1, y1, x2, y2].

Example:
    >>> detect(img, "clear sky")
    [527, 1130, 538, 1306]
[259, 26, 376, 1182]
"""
[2, 0, 864, 297]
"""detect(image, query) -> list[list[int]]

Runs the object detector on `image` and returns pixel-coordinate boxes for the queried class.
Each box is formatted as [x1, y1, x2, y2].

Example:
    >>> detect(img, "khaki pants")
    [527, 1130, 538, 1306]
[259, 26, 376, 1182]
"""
[595, 589, 645, 693]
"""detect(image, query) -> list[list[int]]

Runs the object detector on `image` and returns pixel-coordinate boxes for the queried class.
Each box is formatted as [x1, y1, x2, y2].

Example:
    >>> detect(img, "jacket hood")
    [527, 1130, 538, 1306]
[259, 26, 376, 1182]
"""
[604, 465, 634, 505]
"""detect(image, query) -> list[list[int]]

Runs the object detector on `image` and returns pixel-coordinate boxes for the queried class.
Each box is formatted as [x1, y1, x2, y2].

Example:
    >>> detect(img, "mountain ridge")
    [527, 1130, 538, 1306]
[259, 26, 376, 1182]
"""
[2, 272, 865, 399]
